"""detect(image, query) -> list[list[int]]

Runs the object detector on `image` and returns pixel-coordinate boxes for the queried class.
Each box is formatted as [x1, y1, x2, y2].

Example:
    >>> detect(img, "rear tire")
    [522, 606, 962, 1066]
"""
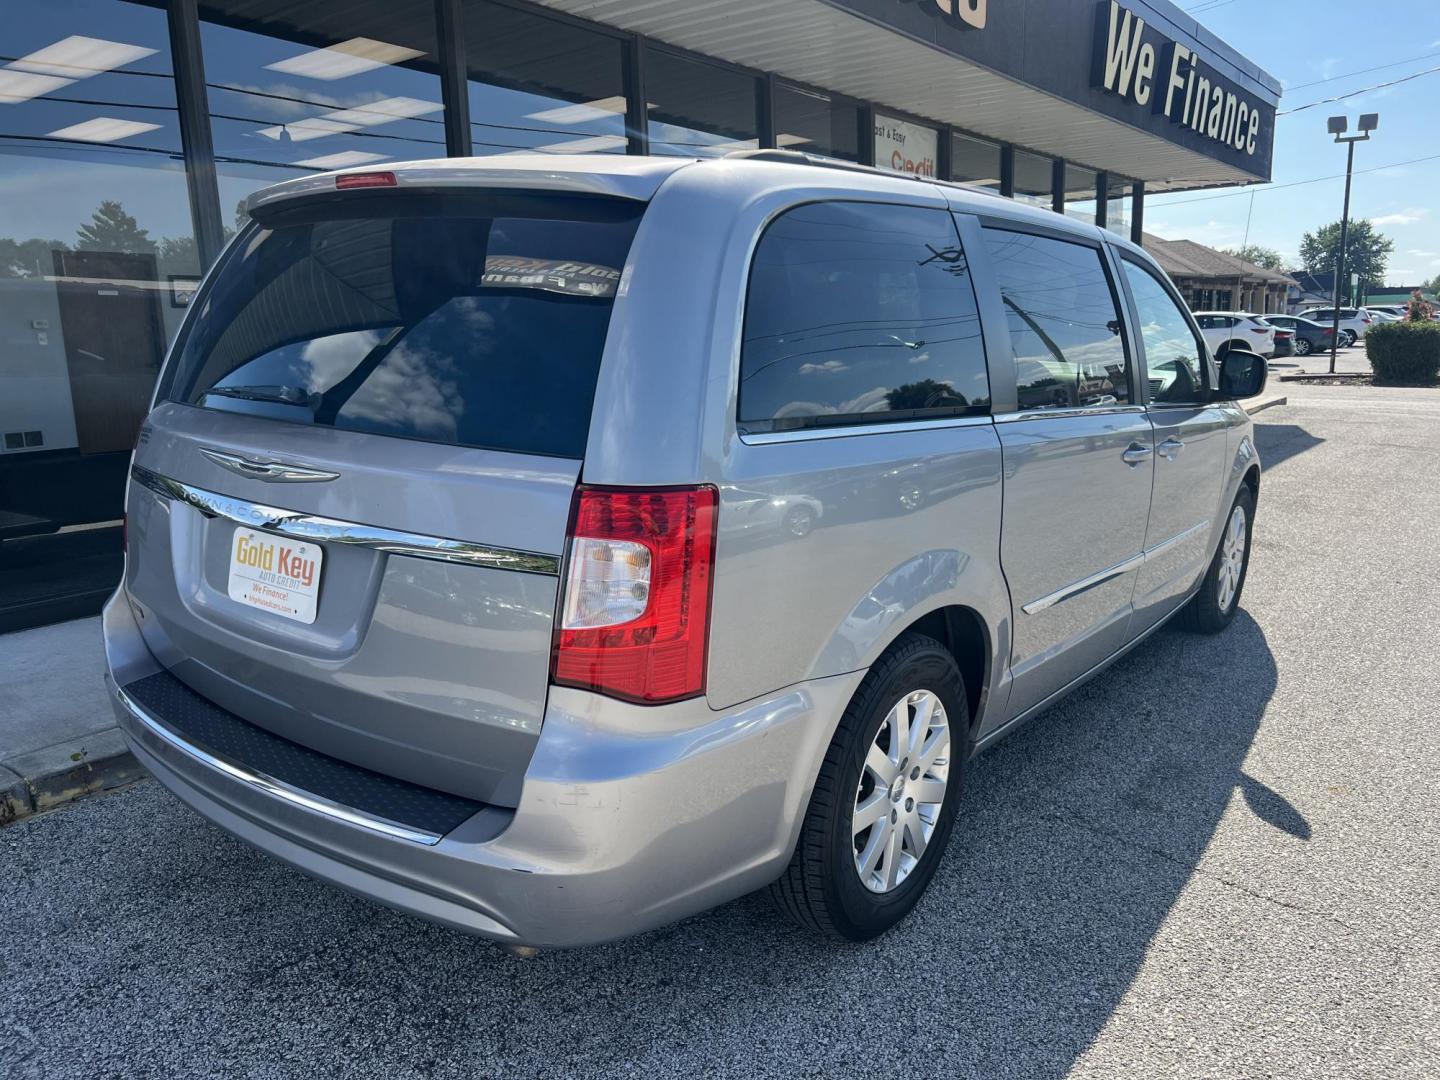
[1181, 486, 1254, 634]
[770, 634, 968, 941]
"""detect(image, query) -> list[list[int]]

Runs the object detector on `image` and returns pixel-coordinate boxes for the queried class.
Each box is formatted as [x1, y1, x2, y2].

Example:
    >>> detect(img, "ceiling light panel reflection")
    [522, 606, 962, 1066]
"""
[525, 95, 628, 125]
[10, 35, 156, 78]
[0, 70, 73, 104]
[47, 117, 161, 142]
[265, 37, 425, 81]
[292, 150, 389, 169]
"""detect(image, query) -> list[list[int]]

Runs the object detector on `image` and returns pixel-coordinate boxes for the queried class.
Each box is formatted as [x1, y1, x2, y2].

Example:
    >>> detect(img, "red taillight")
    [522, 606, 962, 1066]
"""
[1323, 327, 1335, 335]
[335, 171, 397, 190]
[552, 485, 718, 704]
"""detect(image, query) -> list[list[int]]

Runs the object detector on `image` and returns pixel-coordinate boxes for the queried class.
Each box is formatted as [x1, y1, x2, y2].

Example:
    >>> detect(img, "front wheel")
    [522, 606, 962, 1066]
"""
[1181, 486, 1254, 633]
[770, 633, 968, 941]
[1293, 337, 1312, 356]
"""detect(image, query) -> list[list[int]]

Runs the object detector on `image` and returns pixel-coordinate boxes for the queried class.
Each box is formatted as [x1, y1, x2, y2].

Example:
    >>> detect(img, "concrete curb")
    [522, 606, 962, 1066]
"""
[0, 730, 144, 827]
[1245, 395, 1288, 416]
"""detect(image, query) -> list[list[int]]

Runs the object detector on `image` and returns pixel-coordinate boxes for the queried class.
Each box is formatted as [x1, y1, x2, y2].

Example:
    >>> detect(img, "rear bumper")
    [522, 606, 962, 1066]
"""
[104, 590, 862, 947]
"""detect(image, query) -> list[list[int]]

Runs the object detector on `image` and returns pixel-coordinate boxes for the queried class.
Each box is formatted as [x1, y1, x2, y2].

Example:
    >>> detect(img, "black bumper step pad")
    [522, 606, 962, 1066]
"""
[123, 669, 486, 837]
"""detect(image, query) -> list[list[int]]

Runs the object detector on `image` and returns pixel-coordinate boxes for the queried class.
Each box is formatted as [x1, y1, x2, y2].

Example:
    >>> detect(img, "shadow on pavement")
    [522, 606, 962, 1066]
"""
[8, 612, 1288, 1077]
[1253, 422, 1325, 471]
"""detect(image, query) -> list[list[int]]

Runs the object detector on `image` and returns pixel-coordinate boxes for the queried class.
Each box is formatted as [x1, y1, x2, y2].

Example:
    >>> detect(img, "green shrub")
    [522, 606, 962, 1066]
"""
[1366, 321, 1440, 385]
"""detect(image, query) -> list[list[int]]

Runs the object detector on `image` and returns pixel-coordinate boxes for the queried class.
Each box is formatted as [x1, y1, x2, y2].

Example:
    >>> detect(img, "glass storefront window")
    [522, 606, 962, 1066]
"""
[1012, 149, 1053, 209]
[1105, 175, 1133, 237]
[646, 48, 758, 157]
[1, 0, 199, 629]
[950, 132, 1002, 190]
[772, 84, 859, 161]
[874, 114, 938, 177]
[463, 1, 627, 156]
[1064, 165, 1099, 225]
[200, 0, 445, 216]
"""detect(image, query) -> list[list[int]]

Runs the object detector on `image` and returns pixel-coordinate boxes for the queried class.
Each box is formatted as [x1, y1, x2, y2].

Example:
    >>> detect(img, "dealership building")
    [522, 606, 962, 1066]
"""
[0, 0, 1279, 629]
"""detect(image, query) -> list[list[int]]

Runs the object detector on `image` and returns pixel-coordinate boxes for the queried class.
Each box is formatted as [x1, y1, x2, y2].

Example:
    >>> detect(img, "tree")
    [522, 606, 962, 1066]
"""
[0, 237, 70, 278]
[1298, 219, 1393, 301]
[75, 199, 154, 253]
[1223, 243, 1286, 271]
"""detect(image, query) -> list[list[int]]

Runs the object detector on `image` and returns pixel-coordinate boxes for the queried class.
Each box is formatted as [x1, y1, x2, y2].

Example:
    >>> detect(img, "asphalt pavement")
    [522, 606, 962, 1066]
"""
[3, 382, 1438, 1079]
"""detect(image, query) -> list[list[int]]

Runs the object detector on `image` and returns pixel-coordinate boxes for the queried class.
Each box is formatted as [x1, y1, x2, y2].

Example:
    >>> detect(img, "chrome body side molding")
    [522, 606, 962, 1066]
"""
[1021, 520, 1211, 615]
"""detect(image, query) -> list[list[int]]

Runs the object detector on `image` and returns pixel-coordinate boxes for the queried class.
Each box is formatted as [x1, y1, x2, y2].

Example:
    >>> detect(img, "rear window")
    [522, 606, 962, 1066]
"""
[166, 192, 642, 459]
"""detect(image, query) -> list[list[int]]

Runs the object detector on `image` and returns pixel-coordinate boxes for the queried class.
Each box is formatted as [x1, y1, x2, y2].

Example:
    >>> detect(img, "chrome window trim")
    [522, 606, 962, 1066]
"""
[1021, 519, 1211, 614]
[130, 465, 560, 576]
[993, 405, 1147, 424]
[115, 684, 444, 846]
[738, 413, 994, 445]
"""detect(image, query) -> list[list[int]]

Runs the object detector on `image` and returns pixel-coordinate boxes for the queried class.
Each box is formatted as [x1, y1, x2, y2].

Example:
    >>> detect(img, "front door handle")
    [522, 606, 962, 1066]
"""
[1122, 443, 1153, 467]
[1157, 437, 1185, 461]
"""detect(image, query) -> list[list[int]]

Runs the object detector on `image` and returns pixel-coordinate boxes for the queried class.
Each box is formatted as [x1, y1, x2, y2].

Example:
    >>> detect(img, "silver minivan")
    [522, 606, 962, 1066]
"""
[103, 153, 1266, 947]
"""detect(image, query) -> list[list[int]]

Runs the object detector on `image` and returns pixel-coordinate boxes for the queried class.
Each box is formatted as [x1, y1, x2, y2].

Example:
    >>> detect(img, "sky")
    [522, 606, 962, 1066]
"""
[1144, 0, 1440, 285]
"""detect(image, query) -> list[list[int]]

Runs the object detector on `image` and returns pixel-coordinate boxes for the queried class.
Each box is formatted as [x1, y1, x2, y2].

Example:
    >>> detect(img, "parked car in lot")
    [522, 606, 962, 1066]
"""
[1270, 326, 1294, 358]
[1263, 314, 1334, 357]
[1192, 311, 1277, 357]
[1297, 306, 1374, 346]
[103, 153, 1267, 948]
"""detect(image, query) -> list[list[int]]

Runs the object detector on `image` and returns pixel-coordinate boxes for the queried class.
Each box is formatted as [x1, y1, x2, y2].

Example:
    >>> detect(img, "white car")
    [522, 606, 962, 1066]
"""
[1192, 311, 1276, 358]
[1296, 307, 1375, 346]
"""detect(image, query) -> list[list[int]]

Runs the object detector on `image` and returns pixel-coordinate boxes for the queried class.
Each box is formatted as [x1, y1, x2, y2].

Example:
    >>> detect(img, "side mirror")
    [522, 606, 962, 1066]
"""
[1218, 348, 1267, 399]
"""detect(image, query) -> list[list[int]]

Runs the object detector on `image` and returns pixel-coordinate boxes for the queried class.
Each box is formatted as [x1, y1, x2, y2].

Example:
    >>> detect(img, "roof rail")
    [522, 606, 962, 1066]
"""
[723, 148, 1006, 201]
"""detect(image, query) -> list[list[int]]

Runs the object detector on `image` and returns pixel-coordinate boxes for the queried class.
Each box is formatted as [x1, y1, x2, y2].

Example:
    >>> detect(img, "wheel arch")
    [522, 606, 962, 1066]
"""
[881, 604, 994, 739]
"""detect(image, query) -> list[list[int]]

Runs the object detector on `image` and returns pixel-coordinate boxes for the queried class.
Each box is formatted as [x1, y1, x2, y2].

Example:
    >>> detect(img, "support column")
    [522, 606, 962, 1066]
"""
[435, 0, 471, 157]
[1130, 180, 1145, 246]
[167, 0, 224, 267]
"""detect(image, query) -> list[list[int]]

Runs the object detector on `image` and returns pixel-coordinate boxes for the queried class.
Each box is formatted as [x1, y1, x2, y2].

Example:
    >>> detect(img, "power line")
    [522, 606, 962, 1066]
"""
[1286, 49, 1440, 91]
[1149, 151, 1440, 208]
[1279, 63, 1440, 115]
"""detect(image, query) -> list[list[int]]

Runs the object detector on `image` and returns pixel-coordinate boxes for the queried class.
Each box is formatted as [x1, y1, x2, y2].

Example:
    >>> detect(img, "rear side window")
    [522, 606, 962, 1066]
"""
[738, 201, 990, 433]
[167, 193, 642, 459]
[983, 229, 1130, 411]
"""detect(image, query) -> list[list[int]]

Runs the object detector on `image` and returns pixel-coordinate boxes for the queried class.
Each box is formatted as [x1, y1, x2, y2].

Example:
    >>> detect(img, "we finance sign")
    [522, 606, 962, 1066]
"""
[1092, 0, 1263, 158]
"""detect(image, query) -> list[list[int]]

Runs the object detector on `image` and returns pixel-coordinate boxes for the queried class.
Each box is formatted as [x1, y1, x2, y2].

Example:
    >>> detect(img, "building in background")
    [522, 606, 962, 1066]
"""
[1143, 234, 1296, 314]
[1, 0, 1280, 630]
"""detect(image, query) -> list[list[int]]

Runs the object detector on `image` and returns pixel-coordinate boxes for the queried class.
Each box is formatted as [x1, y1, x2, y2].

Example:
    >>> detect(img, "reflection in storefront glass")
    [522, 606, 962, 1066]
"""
[773, 84, 859, 162]
[199, 0, 446, 218]
[1012, 150, 1054, 209]
[464, 0, 628, 156]
[950, 133, 1002, 190]
[646, 48, 759, 157]
[0, 1, 199, 627]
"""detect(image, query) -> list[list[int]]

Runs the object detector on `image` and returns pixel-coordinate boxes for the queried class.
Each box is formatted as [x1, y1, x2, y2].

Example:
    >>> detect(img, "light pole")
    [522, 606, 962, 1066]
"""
[1326, 112, 1379, 373]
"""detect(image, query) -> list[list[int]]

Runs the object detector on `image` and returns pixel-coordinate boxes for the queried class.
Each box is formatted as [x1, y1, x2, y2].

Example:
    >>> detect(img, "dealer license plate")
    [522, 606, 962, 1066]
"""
[226, 526, 323, 624]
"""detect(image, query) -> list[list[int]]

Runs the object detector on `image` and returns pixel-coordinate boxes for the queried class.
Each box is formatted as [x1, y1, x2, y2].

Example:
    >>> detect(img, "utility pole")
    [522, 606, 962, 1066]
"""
[1326, 113, 1378, 373]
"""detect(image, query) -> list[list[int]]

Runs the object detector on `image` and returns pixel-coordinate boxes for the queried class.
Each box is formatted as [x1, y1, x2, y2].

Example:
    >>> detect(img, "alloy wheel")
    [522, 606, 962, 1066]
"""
[1217, 504, 1248, 613]
[852, 689, 951, 893]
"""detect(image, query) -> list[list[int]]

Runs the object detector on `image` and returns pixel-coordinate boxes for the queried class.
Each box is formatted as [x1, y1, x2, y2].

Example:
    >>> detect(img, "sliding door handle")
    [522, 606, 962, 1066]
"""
[1157, 437, 1185, 461]
[1122, 443, 1153, 466]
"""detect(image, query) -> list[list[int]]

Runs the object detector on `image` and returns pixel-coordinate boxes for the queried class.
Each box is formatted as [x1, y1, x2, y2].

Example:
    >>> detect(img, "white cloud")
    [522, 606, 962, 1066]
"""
[1406, 249, 1439, 258]
[1145, 218, 1246, 248]
[1369, 208, 1430, 226]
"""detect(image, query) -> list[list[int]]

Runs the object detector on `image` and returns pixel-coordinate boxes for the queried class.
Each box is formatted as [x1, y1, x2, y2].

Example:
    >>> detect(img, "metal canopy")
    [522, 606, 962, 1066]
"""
[534, 0, 1276, 192]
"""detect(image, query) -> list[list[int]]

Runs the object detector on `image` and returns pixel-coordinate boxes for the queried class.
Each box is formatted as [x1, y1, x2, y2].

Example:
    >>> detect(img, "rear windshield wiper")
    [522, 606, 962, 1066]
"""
[203, 384, 318, 410]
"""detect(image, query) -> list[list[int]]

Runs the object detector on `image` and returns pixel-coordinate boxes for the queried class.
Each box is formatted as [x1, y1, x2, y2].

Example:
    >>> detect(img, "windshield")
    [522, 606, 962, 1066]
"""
[166, 193, 642, 459]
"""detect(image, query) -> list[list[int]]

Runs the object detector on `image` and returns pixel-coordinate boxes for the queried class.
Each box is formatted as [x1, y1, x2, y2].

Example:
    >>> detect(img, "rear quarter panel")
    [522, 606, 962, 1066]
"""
[583, 162, 1012, 721]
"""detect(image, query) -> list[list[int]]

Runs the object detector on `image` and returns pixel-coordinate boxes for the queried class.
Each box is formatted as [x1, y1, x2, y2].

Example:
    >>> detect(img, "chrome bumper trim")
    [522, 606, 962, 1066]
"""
[130, 464, 560, 576]
[115, 683, 444, 846]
